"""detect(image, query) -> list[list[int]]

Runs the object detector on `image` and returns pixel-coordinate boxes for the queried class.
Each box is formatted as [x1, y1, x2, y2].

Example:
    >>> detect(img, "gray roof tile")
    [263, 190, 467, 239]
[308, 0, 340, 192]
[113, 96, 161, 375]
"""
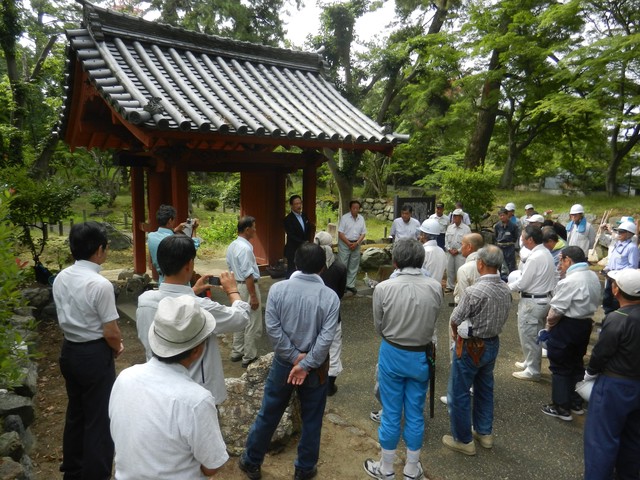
[61, 1, 406, 151]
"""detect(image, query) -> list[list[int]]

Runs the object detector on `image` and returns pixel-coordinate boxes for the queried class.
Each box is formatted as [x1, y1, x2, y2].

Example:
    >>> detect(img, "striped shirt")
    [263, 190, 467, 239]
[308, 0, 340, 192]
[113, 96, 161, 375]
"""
[450, 274, 512, 338]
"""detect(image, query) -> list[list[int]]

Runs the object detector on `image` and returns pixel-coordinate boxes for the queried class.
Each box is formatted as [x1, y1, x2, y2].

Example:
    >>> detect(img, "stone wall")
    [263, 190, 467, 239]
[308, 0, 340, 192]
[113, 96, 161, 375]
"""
[0, 309, 38, 480]
[360, 198, 394, 221]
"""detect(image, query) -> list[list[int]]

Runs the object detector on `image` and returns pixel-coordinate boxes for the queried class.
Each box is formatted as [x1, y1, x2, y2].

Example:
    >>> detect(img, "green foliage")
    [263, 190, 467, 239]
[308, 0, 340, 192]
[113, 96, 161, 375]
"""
[88, 190, 109, 212]
[0, 190, 37, 389]
[436, 166, 500, 227]
[219, 177, 240, 208]
[0, 166, 79, 262]
[198, 217, 238, 245]
[203, 198, 220, 211]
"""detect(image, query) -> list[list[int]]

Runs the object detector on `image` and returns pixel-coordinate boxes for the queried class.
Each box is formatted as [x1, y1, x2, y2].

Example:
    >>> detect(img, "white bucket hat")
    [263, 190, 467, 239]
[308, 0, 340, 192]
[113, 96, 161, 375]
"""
[149, 295, 216, 358]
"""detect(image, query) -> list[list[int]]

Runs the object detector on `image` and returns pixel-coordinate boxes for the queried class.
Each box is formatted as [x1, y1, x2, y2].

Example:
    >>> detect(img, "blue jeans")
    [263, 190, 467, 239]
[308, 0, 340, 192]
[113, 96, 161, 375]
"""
[584, 375, 640, 480]
[447, 337, 500, 444]
[243, 357, 328, 471]
[377, 341, 430, 451]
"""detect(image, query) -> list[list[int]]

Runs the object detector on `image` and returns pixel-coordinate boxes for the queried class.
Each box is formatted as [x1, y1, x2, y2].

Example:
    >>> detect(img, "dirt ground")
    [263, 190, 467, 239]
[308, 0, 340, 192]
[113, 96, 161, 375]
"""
[30, 315, 380, 480]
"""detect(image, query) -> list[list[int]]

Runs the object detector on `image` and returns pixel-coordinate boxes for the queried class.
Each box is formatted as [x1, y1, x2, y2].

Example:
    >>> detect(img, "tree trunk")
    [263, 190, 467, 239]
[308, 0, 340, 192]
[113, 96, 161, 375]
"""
[464, 49, 503, 169]
[500, 128, 518, 189]
[323, 148, 360, 215]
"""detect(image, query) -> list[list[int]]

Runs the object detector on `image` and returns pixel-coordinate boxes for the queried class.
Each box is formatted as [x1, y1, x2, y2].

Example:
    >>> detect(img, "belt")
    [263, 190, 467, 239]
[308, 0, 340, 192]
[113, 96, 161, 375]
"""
[64, 338, 105, 346]
[237, 279, 258, 284]
[497, 242, 515, 246]
[521, 292, 550, 298]
[384, 337, 430, 352]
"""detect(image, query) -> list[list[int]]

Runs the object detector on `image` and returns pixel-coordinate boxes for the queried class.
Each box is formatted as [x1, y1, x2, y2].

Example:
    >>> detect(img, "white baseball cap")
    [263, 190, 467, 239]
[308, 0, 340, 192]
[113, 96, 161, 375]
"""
[524, 204, 534, 210]
[149, 295, 216, 357]
[607, 269, 640, 297]
[505, 203, 516, 211]
[420, 218, 441, 235]
[528, 214, 545, 224]
[570, 204, 584, 214]
[452, 208, 464, 216]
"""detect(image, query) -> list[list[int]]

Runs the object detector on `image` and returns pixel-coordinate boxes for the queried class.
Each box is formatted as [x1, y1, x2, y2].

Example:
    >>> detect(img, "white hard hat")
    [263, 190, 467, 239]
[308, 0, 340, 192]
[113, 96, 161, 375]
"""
[420, 218, 441, 235]
[507, 270, 522, 287]
[618, 221, 636, 234]
[505, 202, 516, 211]
[570, 204, 584, 214]
[528, 214, 545, 224]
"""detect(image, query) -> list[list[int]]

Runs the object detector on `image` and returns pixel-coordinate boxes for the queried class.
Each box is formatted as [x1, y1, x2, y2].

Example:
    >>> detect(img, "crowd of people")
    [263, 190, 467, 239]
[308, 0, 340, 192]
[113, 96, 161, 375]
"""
[49, 198, 640, 480]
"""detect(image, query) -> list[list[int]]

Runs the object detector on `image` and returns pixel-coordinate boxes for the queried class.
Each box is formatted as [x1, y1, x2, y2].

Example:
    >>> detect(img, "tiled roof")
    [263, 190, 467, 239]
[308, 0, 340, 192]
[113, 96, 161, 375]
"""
[60, 1, 406, 152]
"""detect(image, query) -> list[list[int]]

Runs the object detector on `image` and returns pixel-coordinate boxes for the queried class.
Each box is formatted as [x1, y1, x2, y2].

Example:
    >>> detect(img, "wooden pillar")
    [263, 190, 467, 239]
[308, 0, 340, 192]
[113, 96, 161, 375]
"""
[147, 168, 171, 230]
[170, 165, 189, 222]
[302, 163, 317, 240]
[131, 167, 147, 274]
[240, 170, 286, 266]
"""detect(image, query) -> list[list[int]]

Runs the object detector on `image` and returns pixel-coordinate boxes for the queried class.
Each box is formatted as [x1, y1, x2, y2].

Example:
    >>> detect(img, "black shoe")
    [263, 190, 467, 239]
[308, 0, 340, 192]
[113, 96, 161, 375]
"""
[238, 457, 262, 479]
[242, 357, 259, 368]
[294, 466, 317, 480]
[230, 355, 243, 362]
[541, 403, 573, 421]
[347, 287, 358, 294]
[327, 376, 338, 396]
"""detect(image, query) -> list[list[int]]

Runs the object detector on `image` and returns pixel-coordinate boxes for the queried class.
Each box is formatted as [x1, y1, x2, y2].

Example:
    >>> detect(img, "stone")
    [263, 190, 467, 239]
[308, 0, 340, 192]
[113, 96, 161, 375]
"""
[104, 223, 132, 250]
[11, 364, 37, 399]
[218, 353, 301, 456]
[20, 289, 51, 310]
[360, 248, 391, 270]
[39, 302, 58, 322]
[0, 393, 34, 428]
[0, 457, 25, 480]
[0, 432, 23, 461]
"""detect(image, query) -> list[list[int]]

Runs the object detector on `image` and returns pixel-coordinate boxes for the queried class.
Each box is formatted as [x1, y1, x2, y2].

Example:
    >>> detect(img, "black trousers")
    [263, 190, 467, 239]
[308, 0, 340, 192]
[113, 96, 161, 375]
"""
[59, 339, 115, 480]
[546, 317, 593, 409]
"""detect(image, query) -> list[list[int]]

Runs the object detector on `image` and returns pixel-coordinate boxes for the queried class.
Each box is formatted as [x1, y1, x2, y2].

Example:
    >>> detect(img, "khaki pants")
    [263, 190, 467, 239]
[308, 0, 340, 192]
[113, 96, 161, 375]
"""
[231, 283, 263, 362]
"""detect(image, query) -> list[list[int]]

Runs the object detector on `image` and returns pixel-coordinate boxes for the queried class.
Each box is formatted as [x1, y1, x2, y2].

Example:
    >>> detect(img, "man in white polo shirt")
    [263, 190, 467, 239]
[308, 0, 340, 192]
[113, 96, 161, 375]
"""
[110, 295, 228, 479]
[338, 200, 367, 294]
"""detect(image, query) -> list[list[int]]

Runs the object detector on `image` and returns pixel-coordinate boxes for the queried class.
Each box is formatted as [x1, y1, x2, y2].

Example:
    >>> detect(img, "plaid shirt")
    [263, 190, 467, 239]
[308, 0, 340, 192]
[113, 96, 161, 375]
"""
[451, 274, 512, 338]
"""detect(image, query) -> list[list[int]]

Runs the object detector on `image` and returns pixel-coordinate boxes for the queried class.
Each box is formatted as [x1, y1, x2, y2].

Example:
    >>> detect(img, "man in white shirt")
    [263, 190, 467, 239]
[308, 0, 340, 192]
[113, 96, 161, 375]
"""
[566, 204, 596, 257]
[110, 295, 228, 479]
[539, 246, 601, 421]
[53, 222, 124, 480]
[429, 202, 449, 250]
[226, 216, 262, 368]
[445, 209, 471, 293]
[453, 233, 485, 305]
[137, 234, 249, 404]
[338, 200, 367, 294]
[509, 225, 558, 381]
[390, 204, 420, 241]
[418, 218, 447, 284]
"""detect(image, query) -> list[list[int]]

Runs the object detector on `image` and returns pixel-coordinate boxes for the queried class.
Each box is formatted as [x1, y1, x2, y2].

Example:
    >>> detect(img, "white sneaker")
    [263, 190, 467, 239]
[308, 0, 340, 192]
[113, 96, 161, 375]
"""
[514, 361, 525, 369]
[364, 459, 395, 480]
[403, 462, 424, 480]
[370, 409, 382, 423]
[512, 371, 540, 381]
